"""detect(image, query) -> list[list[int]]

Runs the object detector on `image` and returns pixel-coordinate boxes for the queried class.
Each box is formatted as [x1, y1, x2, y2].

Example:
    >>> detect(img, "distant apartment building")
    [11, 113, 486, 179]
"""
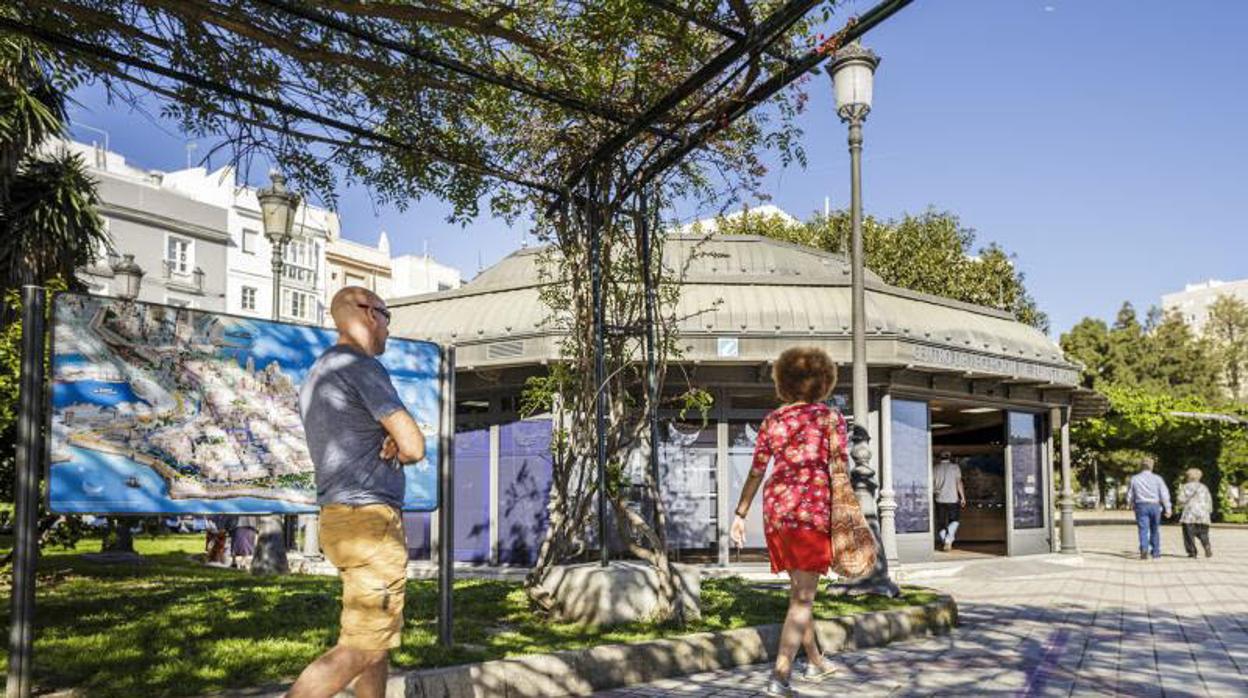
[326, 231, 394, 299]
[1161, 279, 1248, 334]
[69, 139, 464, 318]
[67, 141, 230, 312]
[69, 139, 332, 325]
[391, 252, 462, 298]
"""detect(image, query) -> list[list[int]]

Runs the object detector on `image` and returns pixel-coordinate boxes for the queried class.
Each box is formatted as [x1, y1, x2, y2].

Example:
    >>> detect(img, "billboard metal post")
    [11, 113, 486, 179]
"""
[437, 346, 456, 648]
[8, 286, 47, 698]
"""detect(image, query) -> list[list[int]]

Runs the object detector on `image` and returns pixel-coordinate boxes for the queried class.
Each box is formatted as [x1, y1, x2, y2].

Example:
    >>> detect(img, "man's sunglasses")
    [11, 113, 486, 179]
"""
[357, 304, 391, 322]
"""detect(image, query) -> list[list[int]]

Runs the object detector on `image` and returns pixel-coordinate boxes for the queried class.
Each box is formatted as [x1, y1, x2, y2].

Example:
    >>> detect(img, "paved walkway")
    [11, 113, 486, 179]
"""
[600, 525, 1248, 696]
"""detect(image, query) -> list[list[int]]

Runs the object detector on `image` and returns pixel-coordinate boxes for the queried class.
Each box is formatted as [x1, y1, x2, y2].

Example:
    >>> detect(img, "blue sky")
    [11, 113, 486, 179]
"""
[66, 0, 1247, 336]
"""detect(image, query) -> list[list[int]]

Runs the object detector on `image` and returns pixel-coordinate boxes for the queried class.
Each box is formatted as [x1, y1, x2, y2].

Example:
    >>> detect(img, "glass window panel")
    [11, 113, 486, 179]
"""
[727, 421, 766, 548]
[658, 421, 717, 549]
[452, 427, 491, 562]
[1009, 412, 1044, 530]
[498, 420, 553, 565]
[891, 399, 931, 533]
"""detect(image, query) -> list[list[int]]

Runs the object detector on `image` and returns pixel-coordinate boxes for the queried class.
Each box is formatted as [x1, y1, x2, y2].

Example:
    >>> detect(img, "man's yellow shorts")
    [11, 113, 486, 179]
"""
[319, 503, 408, 651]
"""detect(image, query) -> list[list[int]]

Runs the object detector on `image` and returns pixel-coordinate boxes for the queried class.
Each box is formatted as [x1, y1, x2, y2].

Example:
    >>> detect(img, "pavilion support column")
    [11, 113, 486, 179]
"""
[878, 391, 898, 565]
[1057, 406, 1078, 553]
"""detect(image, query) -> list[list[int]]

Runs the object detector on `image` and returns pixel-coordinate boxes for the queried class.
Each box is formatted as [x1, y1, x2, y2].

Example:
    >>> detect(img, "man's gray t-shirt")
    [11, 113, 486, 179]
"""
[933, 460, 962, 504]
[299, 344, 406, 509]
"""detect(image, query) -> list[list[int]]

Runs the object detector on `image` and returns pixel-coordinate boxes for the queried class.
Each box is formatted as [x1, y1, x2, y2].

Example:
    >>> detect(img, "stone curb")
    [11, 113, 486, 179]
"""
[388, 595, 958, 697]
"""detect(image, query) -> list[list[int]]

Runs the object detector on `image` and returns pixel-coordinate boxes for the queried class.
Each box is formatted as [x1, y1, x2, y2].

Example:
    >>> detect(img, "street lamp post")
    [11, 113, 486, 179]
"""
[257, 171, 300, 322]
[827, 42, 898, 596]
[254, 170, 300, 574]
[110, 254, 145, 301]
[104, 254, 146, 557]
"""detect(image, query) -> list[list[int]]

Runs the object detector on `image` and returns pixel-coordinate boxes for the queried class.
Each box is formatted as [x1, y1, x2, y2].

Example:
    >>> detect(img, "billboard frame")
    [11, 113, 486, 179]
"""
[44, 290, 448, 516]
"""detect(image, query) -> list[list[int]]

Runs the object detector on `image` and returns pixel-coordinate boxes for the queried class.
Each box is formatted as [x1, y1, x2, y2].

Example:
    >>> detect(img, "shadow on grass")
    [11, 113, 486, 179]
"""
[0, 538, 931, 697]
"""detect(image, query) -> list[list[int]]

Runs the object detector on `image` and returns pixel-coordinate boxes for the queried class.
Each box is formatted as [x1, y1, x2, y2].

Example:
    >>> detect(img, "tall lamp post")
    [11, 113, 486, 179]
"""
[103, 255, 145, 556]
[254, 170, 300, 573]
[257, 171, 299, 322]
[827, 43, 898, 596]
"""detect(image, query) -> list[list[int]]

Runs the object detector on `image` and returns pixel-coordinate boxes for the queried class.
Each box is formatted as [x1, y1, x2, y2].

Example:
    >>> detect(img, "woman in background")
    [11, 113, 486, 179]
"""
[1178, 468, 1214, 558]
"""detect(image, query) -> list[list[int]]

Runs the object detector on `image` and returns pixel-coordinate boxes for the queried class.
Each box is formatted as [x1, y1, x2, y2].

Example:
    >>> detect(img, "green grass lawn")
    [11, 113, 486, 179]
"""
[0, 535, 935, 697]
[1223, 510, 1248, 524]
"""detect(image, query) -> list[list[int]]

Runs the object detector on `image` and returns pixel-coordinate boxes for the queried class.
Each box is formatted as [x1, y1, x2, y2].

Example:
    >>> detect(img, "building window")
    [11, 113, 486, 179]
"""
[282, 238, 318, 285]
[166, 236, 192, 275]
[891, 399, 931, 534]
[1009, 412, 1045, 530]
[242, 228, 258, 254]
[241, 286, 257, 311]
[345, 272, 366, 287]
[284, 289, 315, 320]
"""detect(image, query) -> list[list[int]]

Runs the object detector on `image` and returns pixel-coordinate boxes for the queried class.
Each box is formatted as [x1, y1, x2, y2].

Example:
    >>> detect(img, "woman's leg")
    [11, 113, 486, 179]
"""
[802, 621, 821, 665]
[774, 569, 820, 683]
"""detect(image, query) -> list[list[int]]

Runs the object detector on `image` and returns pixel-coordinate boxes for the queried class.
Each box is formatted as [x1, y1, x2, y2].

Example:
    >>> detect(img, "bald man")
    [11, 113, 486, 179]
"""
[289, 287, 425, 698]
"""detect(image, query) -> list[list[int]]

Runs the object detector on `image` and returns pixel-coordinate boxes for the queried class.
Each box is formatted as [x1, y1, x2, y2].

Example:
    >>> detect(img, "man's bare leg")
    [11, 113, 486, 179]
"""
[352, 655, 389, 698]
[287, 645, 387, 698]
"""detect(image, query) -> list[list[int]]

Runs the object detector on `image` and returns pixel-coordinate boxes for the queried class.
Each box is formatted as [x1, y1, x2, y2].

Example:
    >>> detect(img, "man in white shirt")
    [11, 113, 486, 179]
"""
[933, 452, 966, 552]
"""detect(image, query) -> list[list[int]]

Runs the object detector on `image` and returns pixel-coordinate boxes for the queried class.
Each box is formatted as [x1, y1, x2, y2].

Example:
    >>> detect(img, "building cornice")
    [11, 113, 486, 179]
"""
[100, 203, 230, 244]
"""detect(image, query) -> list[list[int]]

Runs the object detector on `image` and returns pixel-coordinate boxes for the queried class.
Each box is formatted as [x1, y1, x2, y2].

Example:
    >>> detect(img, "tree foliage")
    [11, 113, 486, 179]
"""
[0, 36, 106, 556]
[1061, 300, 1247, 517]
[0, 36, 108, 318]
[9, 1, 835, 219]
[7, 0, 880, 615]
[1063, 302, 1221, 402]
[1206, 294, 1248, 400]
[715, 207, 1048, 329]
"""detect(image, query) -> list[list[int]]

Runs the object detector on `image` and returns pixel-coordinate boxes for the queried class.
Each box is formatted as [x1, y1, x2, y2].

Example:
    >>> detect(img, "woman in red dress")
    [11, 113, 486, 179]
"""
[730, 347, 842, 696]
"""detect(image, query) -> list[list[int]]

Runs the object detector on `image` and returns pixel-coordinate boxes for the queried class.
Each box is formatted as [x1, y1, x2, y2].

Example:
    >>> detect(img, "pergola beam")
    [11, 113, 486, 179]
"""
[633, 0, 914, 192]
[561, 0, 824, 195]
[639, 0, 803, 68]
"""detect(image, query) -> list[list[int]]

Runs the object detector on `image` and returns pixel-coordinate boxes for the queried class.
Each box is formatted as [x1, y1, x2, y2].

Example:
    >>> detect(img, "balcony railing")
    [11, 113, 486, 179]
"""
[163, 260, 205, 294]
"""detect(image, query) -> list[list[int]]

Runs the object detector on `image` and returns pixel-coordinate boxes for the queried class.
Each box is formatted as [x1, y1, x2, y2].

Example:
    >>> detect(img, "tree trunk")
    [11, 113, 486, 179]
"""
[102, 516, 135, 553]
[250, 514, 289, 574]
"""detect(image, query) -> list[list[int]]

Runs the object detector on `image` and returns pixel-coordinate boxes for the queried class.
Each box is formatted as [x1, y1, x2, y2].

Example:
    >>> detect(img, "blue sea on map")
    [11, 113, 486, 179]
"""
[48, 294, 442, 514]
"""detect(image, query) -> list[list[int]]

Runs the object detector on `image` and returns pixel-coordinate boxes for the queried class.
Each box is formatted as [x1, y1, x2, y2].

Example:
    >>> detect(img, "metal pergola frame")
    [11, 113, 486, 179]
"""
[3, 2, 915, 692]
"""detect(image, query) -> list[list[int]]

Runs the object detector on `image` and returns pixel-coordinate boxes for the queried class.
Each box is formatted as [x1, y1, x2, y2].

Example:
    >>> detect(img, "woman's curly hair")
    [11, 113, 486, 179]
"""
[772, 346, 837, 404]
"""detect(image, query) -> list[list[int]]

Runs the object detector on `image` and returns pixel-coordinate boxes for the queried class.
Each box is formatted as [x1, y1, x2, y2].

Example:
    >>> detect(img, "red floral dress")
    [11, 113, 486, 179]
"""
[751, 402, 847, 573]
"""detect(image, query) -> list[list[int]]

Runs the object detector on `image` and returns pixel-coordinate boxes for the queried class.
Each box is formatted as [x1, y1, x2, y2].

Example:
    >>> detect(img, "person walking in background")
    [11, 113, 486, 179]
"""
[1126, 456, 1171, 560]
[730, 347, 842, 697]
[1178, 468, 1214, 558]
[231, 515, 260, 569]
[288, 287, 426, 698]
[932, 451, 966, 552]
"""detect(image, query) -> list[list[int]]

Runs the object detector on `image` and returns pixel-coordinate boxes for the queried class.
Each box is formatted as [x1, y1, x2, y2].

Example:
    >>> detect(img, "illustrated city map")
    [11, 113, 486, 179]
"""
[48, 293, 442, 514]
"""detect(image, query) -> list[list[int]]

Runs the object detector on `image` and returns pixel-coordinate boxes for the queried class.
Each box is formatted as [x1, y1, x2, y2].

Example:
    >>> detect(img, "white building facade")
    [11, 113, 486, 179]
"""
[70, 140, 333, 325]
[327, 231, 394, 300]
[71, 139, 465, 320]
[390, 253, 462, 298]
[1162, 279, 1248, 335]
[67, 141, 230, 312]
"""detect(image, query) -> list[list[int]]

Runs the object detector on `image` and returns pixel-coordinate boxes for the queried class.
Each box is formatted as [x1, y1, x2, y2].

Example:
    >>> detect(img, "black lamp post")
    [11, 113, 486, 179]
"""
[253, 170, 300, 573]
[257, 171, 300, 322]
[827, 42, 898, 596]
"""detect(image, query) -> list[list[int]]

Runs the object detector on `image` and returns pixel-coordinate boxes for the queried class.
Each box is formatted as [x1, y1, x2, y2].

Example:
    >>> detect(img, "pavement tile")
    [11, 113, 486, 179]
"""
[597, 526, 1248, 697]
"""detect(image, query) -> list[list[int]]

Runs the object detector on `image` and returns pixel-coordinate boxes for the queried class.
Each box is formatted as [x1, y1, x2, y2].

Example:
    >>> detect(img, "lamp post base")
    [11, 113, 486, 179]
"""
[828, 435, 900, 598]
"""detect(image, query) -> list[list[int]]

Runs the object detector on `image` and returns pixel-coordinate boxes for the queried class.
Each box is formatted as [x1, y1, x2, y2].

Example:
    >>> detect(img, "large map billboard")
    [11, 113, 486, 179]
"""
[47, 293, 443, 514]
